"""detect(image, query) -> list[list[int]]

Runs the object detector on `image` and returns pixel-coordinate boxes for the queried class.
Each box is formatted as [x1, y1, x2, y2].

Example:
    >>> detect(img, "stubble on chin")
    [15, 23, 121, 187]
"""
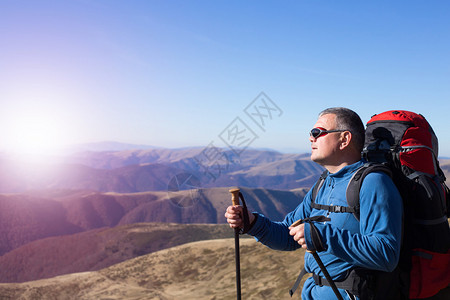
[310, 149, 319, 163]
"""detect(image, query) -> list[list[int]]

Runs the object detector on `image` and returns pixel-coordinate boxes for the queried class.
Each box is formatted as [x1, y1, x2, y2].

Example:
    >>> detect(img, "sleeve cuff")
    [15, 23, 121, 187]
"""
[246, 213, 263, 236]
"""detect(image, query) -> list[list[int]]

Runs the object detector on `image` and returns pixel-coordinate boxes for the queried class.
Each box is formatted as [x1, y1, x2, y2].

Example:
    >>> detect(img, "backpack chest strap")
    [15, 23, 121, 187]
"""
[311, 202, 357, 214]
[310, 169, 356, 216]
[310, 163, 391, 221]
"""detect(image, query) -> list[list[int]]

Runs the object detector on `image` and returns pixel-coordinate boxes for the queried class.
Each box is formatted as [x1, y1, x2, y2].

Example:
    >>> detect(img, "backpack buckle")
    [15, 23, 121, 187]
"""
[334, 206, 345, 213]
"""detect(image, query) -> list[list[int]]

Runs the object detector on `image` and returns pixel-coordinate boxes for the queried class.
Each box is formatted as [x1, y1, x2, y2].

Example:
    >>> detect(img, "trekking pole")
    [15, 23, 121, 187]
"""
[291, 219, 344, 300]
[229, 188, 242, 300]
[308, 250, 343, 300]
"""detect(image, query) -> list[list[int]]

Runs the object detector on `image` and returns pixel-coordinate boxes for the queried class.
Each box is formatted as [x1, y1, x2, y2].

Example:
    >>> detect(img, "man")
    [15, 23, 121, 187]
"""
[225, 107, 403, 299]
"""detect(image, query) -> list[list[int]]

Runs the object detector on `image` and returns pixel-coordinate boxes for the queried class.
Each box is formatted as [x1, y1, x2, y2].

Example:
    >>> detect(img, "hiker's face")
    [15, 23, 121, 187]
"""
[310, 113, 343, 165]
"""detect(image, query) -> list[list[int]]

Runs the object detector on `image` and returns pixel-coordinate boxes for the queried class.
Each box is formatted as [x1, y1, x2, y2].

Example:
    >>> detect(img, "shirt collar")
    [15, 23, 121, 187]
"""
[328, 159, 365, 178]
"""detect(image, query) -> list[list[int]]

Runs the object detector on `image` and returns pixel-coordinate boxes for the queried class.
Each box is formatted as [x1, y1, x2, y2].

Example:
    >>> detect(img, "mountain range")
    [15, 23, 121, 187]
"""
[2, 146, 449, 194]
[0, 187, 306, 276]
[0, 146, 315, 288]
[0, 147, 324, 193]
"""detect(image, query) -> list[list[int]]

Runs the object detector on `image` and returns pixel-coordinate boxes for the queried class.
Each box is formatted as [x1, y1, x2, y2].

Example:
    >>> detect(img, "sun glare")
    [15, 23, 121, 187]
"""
[2, 105, 73, 158]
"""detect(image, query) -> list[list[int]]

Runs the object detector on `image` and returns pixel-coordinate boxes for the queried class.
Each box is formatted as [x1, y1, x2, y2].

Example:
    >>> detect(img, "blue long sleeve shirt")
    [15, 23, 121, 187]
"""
[247, 160, 403, 300]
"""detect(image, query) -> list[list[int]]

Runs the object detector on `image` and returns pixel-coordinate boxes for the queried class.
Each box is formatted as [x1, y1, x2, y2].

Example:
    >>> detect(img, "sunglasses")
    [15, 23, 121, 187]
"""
[310, 127, 348, 139]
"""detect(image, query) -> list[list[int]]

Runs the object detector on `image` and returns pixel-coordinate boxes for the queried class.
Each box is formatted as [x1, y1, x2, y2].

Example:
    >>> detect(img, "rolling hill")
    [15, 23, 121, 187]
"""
[0, 238, 308, 300]
[0, 223, 240, 283]
[0, 187, 307, 256]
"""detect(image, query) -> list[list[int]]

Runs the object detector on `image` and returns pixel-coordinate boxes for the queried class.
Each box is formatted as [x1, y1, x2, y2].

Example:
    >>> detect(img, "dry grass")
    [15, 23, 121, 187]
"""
[0, 239, 308, 300]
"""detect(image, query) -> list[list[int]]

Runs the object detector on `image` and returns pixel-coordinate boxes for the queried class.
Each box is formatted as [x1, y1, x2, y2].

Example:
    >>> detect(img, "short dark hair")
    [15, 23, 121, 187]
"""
[319, 107, 365, 152]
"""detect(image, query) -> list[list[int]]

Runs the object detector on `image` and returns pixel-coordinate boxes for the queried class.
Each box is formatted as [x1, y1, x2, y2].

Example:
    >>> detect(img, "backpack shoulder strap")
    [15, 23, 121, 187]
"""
[346, 162, 392, 221]
[311, 170, 357, 215]
[311, 163, 392, 221]
[311, 170, 328, 201]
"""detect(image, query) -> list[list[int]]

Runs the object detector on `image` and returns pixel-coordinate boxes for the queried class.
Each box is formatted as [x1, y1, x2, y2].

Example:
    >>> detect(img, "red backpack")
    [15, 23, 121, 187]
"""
[363, 110, 450, 299]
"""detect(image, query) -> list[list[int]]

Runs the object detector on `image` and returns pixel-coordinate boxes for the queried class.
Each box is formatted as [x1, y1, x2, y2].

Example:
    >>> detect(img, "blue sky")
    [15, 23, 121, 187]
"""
[1, 0, 449, 156]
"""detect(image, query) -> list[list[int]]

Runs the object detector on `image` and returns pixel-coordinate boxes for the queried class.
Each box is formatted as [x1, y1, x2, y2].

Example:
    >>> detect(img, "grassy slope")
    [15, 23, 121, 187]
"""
[0, 223, 241, 283]
[0, 238, 308, 300]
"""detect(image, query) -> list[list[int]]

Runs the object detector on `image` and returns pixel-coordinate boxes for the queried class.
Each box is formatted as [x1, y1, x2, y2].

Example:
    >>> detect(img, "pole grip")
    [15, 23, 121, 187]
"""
[290, 219, 302, 227]
[229, 188, 241, 206]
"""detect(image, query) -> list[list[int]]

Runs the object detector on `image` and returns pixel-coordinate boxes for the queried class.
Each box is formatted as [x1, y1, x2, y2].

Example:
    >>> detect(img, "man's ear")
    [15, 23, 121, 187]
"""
[339, 131, 352, 150]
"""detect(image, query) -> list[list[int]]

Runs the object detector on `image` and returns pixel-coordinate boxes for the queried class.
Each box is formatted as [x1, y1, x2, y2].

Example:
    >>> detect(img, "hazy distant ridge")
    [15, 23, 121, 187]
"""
[0, 148, 323, 193]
